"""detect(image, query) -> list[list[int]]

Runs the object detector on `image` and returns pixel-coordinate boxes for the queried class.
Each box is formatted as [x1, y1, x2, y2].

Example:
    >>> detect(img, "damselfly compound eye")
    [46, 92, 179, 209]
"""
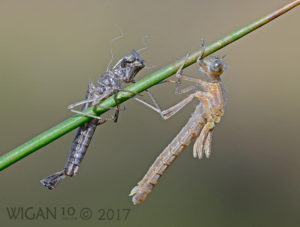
[126, 55, 135, 63]
[210, 59, 223, 72]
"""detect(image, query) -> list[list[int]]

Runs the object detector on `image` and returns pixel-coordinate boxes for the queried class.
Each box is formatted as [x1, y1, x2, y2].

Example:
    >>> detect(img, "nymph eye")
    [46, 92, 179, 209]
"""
[126, 55, 134, 62]
[132, 50, 143, 63]
[210, 60, 222, 72]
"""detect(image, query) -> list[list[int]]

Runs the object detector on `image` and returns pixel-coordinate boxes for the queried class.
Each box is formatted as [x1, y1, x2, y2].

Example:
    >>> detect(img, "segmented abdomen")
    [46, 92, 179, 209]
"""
[64, 119, 98, 176]
[130, 103, 205, 205]
[64, 85, 99, 176]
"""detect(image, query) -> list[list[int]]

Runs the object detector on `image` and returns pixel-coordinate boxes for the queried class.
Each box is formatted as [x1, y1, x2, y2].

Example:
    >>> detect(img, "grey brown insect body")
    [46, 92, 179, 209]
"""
[41, 50, 144, 190]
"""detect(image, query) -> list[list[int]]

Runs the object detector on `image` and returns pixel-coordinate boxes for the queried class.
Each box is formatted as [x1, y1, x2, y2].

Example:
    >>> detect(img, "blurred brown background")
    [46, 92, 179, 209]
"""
[0, 0, 300, 226]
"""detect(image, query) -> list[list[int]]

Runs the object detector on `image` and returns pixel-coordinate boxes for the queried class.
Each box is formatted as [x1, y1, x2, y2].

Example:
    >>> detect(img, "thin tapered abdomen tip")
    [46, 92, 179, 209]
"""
[40, 170, 66, 190]
[129, 186, 148, 205]
[129, 186, 138, 197]
[40, 179, 55, 190]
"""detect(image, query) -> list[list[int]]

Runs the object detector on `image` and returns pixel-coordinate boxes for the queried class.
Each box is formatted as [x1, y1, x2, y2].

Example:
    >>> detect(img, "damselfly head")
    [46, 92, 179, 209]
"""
[199, 56, 225, 81]
[210, 57, 224, 73]
[121, 50, 144, 67]
[131, 49, 145, 71]
[121, 49, 145, 83]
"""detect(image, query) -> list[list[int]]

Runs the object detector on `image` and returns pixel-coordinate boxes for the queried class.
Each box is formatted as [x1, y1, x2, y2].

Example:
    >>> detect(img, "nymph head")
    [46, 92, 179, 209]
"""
[199, 56, 226, 81]
[121, 49, 145, 82]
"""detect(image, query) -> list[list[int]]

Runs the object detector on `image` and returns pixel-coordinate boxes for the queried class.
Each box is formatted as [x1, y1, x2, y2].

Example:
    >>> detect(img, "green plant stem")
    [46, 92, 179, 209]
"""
[1, 0, 300, 171]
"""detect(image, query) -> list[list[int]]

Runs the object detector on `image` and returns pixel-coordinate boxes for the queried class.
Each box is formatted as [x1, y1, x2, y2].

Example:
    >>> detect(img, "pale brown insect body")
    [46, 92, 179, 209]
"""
[131, 51, 226, 205]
